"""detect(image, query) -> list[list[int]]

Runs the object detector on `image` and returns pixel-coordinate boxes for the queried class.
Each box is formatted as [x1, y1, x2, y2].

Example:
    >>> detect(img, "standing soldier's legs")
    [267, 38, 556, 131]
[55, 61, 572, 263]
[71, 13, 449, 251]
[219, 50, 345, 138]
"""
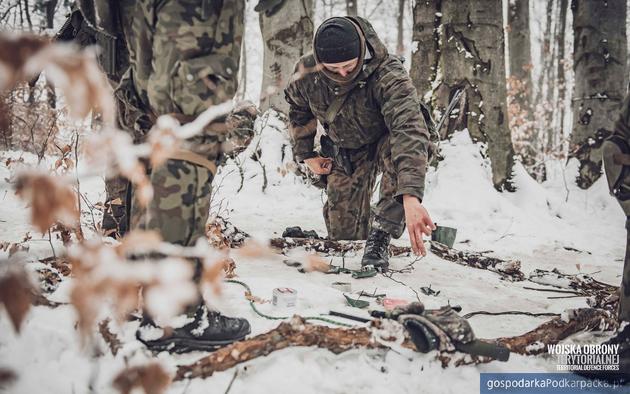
[127, 0, 250, 352]
[133, 160, 213, 246]
[324, 150, 378, 240]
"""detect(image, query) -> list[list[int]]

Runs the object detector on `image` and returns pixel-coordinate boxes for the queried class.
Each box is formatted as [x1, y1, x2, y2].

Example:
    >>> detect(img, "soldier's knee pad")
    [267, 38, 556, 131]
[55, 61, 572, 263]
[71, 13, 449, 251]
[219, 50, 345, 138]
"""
[603, 135, 630, 216]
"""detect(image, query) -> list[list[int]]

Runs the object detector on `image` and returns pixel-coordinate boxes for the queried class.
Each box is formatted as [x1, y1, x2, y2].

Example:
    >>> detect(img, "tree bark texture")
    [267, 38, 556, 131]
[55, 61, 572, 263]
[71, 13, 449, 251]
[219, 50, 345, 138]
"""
[496, 308, 617, 355]
[410, 0, 440, 103]
[507, 0, 541, 180]
[570, 0, 627, 189]
[553, 0, 569, 150]
[259, 0, 314, 116]
[435, 0, 516, 190]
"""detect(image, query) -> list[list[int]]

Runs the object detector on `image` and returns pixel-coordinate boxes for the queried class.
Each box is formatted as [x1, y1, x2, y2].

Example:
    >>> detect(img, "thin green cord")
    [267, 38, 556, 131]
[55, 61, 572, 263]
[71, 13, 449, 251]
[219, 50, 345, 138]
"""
[225, 279, 354, 328]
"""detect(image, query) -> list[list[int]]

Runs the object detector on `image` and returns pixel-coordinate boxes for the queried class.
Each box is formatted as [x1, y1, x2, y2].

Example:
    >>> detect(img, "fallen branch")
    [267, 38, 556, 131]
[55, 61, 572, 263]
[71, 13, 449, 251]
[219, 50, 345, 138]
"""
[98, 318, 122, 356]
[269, 238, 526, 281]
[495, 308, 617, 355]
[528, 269, 619, 313]
[429, 242, 526, 281]
[269, 237, 363, 256]
[175, 316, 412, 381]
[464, 310, 560, 319]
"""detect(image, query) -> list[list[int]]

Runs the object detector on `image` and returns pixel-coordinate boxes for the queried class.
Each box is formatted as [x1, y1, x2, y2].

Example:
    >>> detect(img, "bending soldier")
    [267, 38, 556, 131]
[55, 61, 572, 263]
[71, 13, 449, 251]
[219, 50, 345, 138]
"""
[285, 16, 435, 270]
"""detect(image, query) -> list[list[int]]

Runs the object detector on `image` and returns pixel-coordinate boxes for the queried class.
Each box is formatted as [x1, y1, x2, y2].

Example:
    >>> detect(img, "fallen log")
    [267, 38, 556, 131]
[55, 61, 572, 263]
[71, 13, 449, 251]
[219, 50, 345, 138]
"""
[495, 308, 617, 355]
[175, 316, 411, 381]
[176, 307, 617, 380]
[429, 242, 525, 281]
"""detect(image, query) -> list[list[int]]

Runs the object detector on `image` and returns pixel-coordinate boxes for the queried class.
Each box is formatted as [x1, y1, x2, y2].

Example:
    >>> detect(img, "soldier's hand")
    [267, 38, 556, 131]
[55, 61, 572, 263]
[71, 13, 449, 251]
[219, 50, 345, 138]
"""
[402, 195, 436, 256]
[304, 156, 333, 175]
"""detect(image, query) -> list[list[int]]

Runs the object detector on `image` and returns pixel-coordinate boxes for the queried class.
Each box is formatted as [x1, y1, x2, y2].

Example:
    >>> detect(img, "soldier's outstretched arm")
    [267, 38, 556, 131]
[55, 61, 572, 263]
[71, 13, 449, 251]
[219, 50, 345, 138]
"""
[375, 57, 435, 255]
[284, 70, 318, 163]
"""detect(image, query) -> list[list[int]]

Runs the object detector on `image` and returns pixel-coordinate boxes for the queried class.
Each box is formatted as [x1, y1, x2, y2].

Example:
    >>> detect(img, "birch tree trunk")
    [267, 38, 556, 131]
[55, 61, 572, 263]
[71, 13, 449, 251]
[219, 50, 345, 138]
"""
[435, 0, 516, 190]
[259, 0, 314, 117]
[570, 0, 627, 189]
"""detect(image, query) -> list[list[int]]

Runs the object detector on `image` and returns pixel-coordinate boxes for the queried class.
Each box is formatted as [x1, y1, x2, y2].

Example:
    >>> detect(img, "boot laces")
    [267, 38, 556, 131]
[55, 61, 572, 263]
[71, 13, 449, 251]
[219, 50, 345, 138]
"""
[365, 229, 390, 257]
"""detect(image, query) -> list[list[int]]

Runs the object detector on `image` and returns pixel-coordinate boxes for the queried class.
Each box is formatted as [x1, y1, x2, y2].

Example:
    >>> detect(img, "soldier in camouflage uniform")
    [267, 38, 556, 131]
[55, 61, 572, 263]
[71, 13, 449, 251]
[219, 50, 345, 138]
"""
[285, 16, 435, 270]
[581, 92, 630, 383]
[74, 0, 257, 352]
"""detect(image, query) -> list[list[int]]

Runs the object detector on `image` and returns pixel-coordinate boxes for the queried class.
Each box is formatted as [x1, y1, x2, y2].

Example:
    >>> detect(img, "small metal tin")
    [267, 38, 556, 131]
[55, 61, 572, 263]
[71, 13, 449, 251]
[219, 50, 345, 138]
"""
[272, 287, 297, 308]
[331, 282, 352, 292]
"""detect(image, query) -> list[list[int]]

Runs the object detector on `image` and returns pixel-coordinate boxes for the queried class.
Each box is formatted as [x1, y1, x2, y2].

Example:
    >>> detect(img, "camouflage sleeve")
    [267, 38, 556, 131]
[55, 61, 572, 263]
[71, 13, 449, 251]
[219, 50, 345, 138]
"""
[284, 72, 318, 162]
[375, 57, 431, 202]
[614, 92, 630, 142]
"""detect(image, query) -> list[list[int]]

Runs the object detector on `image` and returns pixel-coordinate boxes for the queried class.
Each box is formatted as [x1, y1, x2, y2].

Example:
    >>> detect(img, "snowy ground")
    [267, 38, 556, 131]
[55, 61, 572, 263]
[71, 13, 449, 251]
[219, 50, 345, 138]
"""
[0, 113, 625, 393]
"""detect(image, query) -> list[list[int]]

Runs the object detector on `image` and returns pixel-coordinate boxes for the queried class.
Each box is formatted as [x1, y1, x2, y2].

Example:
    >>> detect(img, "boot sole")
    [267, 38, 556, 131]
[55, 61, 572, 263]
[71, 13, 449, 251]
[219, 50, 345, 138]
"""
[139, 333, 249, 354]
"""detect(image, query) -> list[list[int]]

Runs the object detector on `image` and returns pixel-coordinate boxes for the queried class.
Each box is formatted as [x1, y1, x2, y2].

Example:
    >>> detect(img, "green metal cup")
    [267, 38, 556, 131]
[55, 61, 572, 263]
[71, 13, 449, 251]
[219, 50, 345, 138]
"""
[431, 225, 457, 248]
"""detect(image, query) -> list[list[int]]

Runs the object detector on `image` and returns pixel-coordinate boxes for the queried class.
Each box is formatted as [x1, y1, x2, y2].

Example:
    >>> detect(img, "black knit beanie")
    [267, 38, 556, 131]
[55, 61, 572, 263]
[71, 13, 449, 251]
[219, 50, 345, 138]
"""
[314, 17, 361, 63]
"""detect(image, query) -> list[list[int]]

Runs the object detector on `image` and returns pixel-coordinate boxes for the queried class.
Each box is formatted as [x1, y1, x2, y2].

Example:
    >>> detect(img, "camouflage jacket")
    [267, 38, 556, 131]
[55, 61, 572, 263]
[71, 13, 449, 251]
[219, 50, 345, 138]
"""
[284, 16, 430, 201]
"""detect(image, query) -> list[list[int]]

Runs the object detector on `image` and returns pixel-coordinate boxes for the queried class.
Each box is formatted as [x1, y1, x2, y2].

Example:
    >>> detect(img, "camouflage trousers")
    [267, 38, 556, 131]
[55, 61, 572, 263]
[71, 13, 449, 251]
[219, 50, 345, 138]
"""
[131, 160, 213, 246]
[324, 133, 405, 240]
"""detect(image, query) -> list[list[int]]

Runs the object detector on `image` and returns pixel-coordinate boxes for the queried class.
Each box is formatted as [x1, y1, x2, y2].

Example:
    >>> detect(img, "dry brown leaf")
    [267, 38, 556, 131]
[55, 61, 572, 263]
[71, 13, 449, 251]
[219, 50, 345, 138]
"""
[116, 230, 163, 257]
[206, 221, 229, 249]
[14, 172, 79, 233]
[235, 239, 276, 259]
[223, 258, 237, 278]
[147, 125, 180, 168]
[0, 265, 35, 333]
[0, 368, 17, 389]
[304, 254, 330, 273]
[0, 33, 114, 124]
[112, 363, 171, 394]
[0, 34, 49, 90]
[202, 257, 234, 295]
[244, 291, 269, 304]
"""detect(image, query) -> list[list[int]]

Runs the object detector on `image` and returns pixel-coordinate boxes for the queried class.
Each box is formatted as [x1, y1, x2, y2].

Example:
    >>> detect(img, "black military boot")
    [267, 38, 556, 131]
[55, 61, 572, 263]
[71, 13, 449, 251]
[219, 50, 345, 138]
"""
[361, 229, 391, 271]
[575, 323, 630, 385]
[136, 305, 250, 353]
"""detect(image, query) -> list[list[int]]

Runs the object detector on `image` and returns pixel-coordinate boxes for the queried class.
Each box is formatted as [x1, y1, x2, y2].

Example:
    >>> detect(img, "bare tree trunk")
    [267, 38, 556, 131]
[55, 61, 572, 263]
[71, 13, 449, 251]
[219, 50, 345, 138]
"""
[259, 0, 314, 117]
[346, 0, 357, 16]
[45, 0, 57, 29]
[553, 0, 568, 149]
[537, 0, 555, 138]
[507, 0, 540, 180]
[570, 0, 627, 189]
[435, 0, 515, 191]
[23, 0, 32, 30]
[396, 0, 405, 56]
[409, 0, 440, 105]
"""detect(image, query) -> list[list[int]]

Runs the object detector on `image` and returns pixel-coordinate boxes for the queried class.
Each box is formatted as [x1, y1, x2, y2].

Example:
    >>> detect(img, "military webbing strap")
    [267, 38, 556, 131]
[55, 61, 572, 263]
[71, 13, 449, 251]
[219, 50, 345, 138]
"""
[324, 91, 352, 126]
[168, 149, 218, 176]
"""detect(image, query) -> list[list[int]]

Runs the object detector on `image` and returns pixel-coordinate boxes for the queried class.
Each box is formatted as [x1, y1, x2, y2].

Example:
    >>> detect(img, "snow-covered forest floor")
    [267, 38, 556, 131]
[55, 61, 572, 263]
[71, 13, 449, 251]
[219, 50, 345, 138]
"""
[0, 111, 625, 393]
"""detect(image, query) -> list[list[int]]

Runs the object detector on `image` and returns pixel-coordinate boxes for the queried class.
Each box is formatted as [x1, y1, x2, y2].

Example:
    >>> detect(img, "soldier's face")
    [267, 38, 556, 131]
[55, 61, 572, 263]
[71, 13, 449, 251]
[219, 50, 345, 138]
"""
[321, 58, 359, 77]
